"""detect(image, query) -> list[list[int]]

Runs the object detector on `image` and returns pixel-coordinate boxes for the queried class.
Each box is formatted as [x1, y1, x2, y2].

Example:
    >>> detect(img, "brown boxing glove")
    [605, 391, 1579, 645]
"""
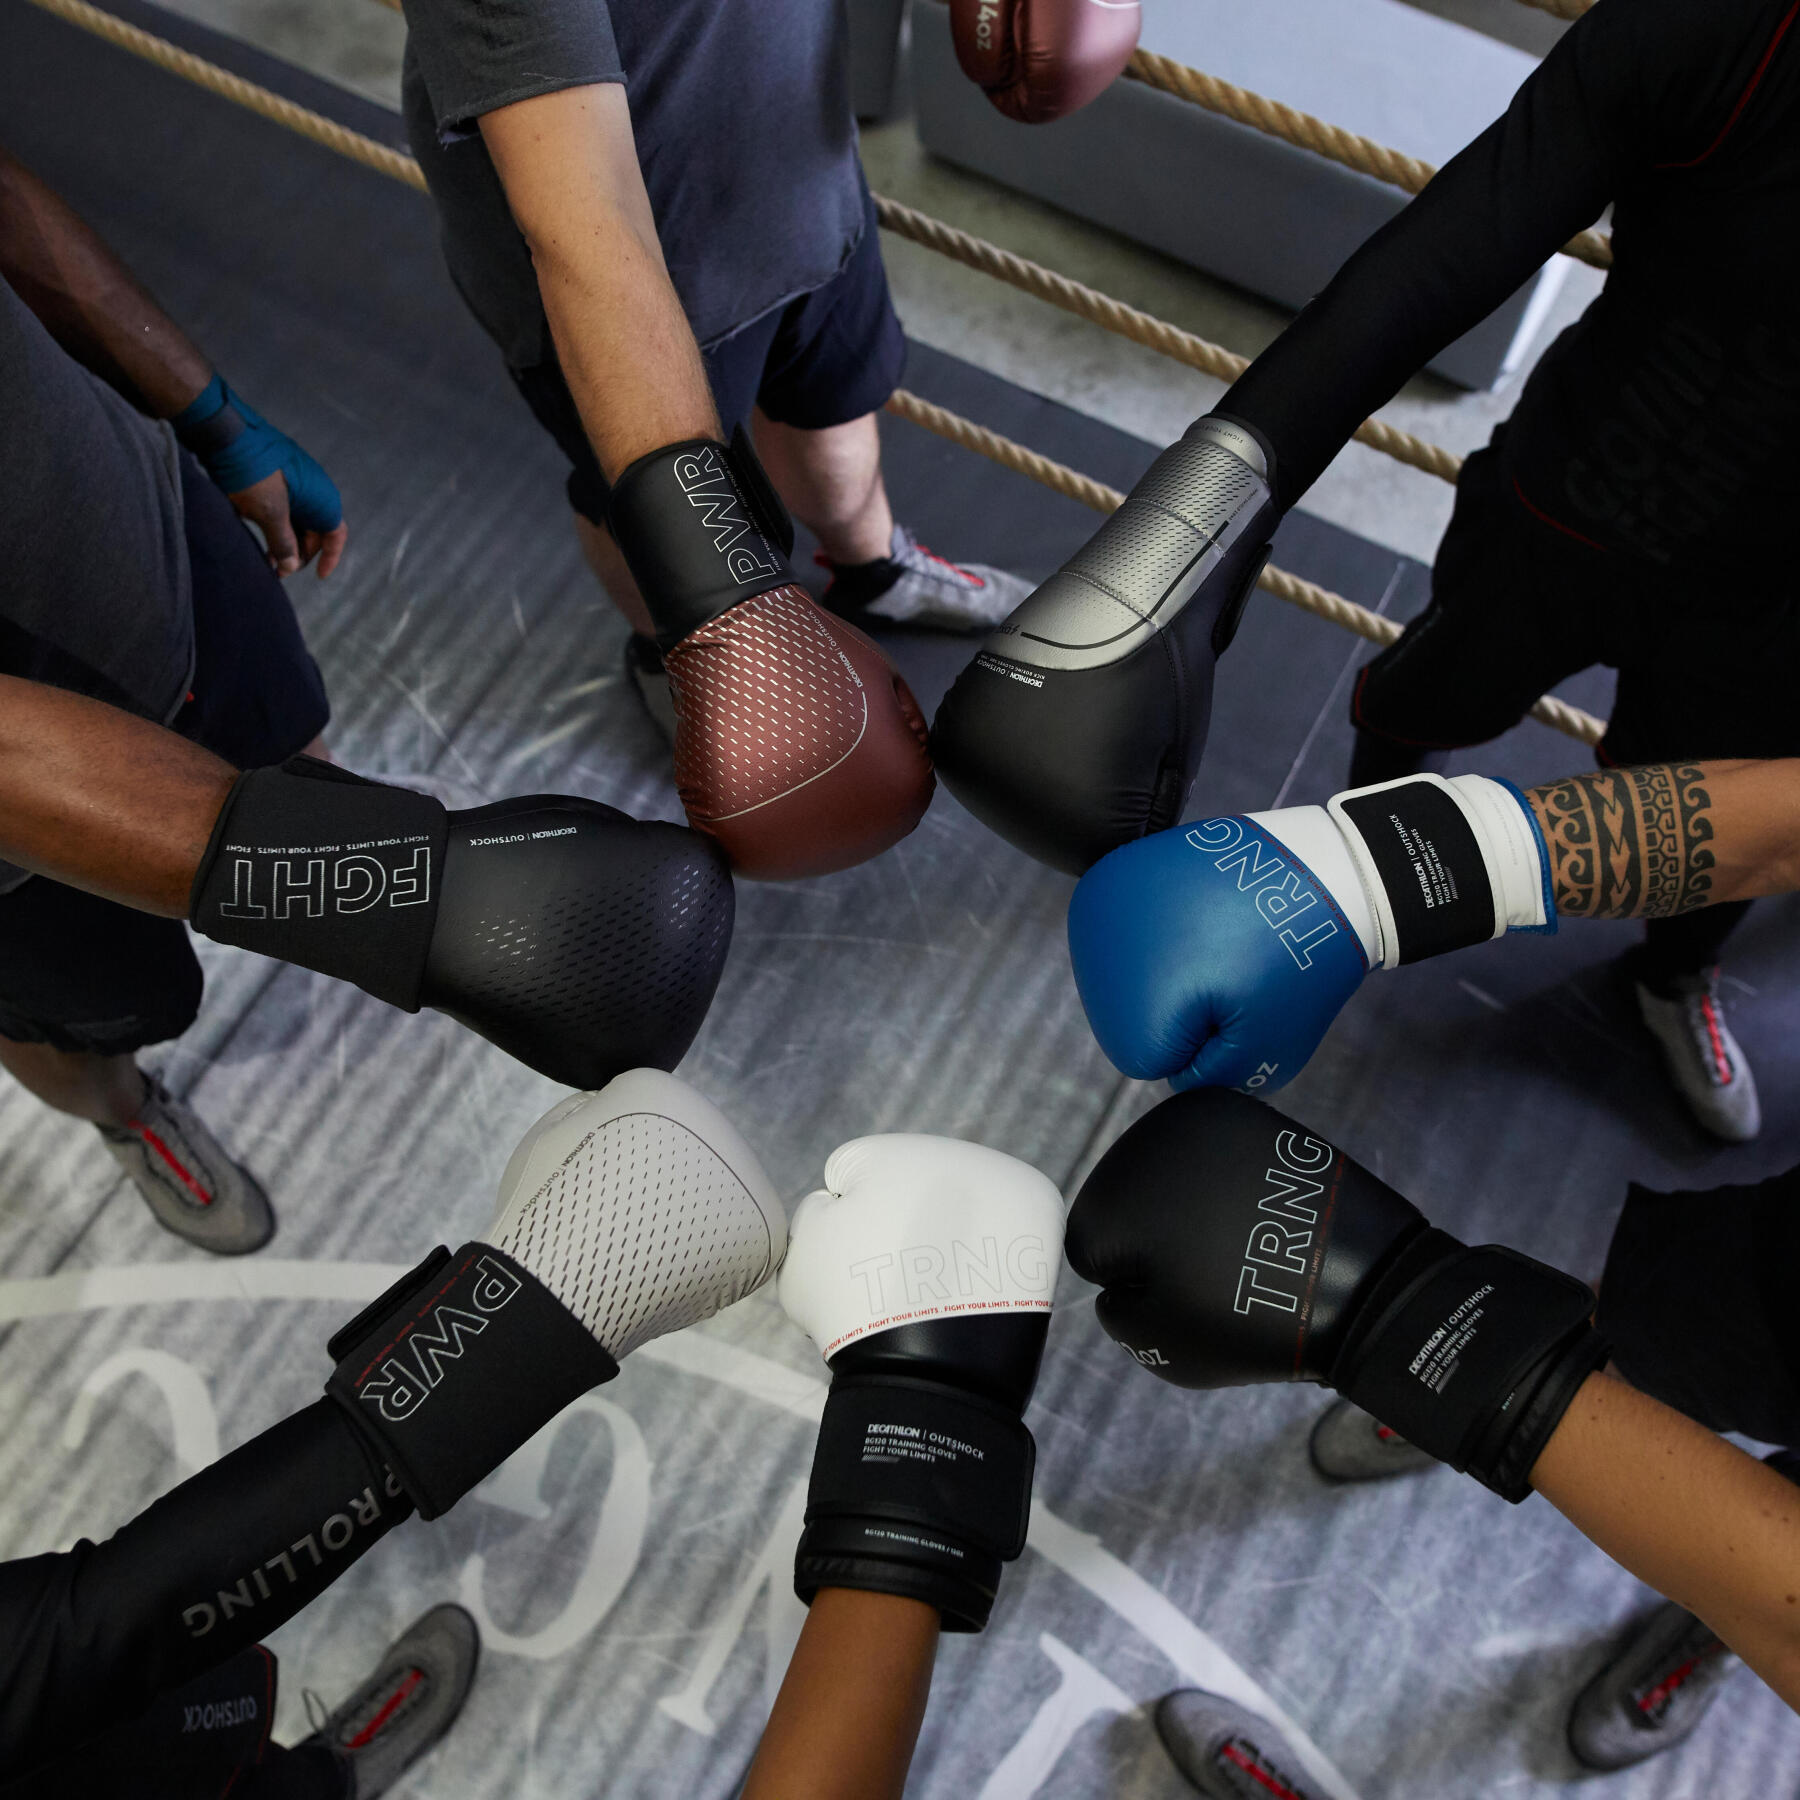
[608, 433, 934, 882]
[950, 0, 1142, 125]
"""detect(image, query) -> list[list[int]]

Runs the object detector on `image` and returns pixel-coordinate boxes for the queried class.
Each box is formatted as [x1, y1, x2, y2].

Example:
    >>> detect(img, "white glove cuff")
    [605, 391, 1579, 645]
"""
[1242, 804, 1381, 968]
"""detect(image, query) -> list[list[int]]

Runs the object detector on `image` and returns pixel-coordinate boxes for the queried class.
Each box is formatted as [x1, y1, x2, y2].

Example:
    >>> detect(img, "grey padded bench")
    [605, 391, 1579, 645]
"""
[896, 0, 1571, 391]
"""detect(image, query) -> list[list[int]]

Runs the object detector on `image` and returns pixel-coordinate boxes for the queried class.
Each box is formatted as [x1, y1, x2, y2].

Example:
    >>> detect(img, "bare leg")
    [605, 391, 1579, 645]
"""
[752, 412, 893, 565]
[0, 1038, 145, 1127]
[573, 513, 658, 638]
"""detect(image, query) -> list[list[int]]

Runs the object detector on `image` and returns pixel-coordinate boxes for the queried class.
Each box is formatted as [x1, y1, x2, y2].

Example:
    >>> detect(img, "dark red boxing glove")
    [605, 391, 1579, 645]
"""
[608, 432, 934, 882]
[950, 0, 1142, 125]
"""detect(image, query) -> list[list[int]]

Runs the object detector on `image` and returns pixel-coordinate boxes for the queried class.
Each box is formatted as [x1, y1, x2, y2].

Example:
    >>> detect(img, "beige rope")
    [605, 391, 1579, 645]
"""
[24, 0, 1602, 746]
[874, 196, 1464, 486]
[883, 391, 1605, 748]
[1125, 48, 1612, 272]
[22, 0, 429, 190]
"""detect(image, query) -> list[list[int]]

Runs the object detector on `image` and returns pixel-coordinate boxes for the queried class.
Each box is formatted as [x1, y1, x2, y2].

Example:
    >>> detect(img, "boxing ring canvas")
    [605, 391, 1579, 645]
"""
[3, 3, 1799, 1794]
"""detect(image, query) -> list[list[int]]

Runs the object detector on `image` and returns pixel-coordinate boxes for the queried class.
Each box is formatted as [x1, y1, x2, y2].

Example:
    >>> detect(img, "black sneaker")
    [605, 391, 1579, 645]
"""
[96, 1073, 274, 1256]
[299, 1604, 479, 1799]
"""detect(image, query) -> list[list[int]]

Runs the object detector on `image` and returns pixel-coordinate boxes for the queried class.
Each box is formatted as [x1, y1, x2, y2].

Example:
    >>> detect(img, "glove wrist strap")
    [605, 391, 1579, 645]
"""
[607, 428, 797, 650]
[1332, 1229, 1601, 1502]
[796, 1374, 1034, 1633]
[189, 758, 448, 1011]
[1328, 773, 1551, 968]
[326, 1243, 618, 1520]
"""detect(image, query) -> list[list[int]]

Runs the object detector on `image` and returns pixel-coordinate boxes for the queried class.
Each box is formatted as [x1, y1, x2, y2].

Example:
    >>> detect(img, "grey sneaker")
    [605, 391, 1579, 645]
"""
[821, 523, 1032, 632]
[1155, 1689, 1319, 1799]
[1307, 1398, 1437, 1483]
[299, 1603, 479, 1799]
[625, 633, 678, 745]
[1567, 1601, 1739, 1770]
[1634, 967, 1760, 1142]
[97, 1073, 274, 1255]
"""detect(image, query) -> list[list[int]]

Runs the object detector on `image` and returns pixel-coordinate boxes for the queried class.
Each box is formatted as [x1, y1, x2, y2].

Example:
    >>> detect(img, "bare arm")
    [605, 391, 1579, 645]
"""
[0, 676, 234, 916]
[1527, 759, 1800, 919]
[741, 1589, 940, 1800]
[0, 145, 210, 416]
[478, 83, 717, 481]
[1533, 1372, 1800, 1710]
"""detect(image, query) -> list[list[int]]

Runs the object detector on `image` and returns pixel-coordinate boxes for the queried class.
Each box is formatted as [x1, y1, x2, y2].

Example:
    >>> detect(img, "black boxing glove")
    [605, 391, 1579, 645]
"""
[930, 413, 1278, 875]
[777, 1134, 1066, 1630]
[1065, 1089, 1608, 1502]
[189, 757, 733, 1087]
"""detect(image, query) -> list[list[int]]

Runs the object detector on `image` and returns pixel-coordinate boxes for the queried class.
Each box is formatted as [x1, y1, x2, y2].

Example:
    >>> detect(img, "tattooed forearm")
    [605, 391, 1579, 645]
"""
[1528, 764, 1716, 919]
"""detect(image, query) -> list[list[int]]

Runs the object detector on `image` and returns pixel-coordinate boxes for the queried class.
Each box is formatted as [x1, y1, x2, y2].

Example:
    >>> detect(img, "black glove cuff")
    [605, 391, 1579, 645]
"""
[325, 1243, 618, 1520]
[1475, 1325, 1612, 1504]
[189, 758, 448, 1011]
[796, 1374, 1035, 1633]
[606, 429, 797, 650]
[1333, 1231, 1599, 1497]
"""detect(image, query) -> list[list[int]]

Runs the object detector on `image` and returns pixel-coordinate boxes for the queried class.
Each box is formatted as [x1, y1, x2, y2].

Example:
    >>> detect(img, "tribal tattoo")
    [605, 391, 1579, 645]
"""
[1530, 764, 1715, 919]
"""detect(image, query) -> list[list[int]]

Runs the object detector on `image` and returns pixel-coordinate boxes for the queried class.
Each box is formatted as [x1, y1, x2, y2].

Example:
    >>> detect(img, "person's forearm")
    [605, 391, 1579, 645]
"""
[1533, 1372, 1800, 1710]
[0, 147, 211, 416]
[1527, 759, 1800, 919]
[0, 676, 234, 915]
[742, 1588, 940, 1800]
[479, 84, 717, 480]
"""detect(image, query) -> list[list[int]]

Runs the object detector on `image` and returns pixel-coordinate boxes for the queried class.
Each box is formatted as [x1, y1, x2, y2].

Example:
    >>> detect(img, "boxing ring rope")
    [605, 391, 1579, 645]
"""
[1122, 50, 1613, 271]
[19, 0, 1606, 748]
[872, 197, 1466, 487]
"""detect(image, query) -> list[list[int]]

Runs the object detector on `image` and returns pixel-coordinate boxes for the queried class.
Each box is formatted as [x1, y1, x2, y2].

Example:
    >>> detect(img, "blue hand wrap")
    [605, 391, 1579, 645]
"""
[172, 373, 343, 533]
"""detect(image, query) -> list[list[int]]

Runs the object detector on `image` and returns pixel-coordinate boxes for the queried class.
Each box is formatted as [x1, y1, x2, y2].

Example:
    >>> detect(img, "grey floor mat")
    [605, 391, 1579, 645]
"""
[3, 3, 1798, 1794]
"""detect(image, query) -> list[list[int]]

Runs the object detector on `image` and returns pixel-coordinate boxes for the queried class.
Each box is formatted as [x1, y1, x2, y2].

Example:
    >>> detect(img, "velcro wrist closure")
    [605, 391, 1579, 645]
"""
[325, 1242, 618, 1520]
[189, 758, 448, 1011]
[1334, 1232, 1599, 1498]
[606, 429, 797, 650]
[796, 1375, 1035, 1632]
[1330, 773, 1519, 967]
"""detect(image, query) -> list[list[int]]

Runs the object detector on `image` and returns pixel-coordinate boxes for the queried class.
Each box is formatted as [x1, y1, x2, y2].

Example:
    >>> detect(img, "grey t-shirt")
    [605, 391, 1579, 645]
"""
[0, 274, 194, 891]
[401, 0, 865, 368]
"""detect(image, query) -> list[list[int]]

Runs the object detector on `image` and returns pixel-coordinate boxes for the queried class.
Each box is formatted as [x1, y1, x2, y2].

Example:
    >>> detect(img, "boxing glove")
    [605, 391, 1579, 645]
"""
[189, 757, 733, 1089]
[327, 1069, 784, 1517]
[1069, 771, 1555, 1092]
[950, 0, 1142, 124]
[779, 1134, 1065, 1630]
[607, 431, 934, 881]
[931, 414, 1278, 874]
[1065, 1088, 1608, 1501]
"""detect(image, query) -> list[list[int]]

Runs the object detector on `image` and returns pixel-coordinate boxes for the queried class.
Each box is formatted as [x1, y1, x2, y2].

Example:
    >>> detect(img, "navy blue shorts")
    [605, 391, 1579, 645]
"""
[0, 461, 329, 1056]
[512, 176, 907, 526]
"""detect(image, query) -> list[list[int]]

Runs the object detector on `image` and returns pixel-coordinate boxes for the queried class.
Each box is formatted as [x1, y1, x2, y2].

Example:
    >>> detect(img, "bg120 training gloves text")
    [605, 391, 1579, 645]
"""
[932, 414, 1277, 875]
[608, 431, 934, 881]
[189, 757, 734, 1088]
[779, 1135, 1065, 1630]
[1069, 771, 1556, 1092]
[1065, 1088, 1608, 1502]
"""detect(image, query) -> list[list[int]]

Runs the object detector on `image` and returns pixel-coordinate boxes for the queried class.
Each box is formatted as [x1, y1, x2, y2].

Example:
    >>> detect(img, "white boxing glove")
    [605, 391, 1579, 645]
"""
[778, 1134, 1065, 1632]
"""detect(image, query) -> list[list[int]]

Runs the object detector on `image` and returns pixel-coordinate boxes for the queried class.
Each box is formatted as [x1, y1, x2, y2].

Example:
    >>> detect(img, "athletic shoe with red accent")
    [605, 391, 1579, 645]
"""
[1307, 1397, 1436, 1484]
[819, 523, 1032, 632]
[1634, 967, 1761, 1143]
[298, 1603, 479, 1799]
[96, 1073, 274, 1255]
[1155, 1689, 1319, 1800]
[1566, 1600, 1739, 1770]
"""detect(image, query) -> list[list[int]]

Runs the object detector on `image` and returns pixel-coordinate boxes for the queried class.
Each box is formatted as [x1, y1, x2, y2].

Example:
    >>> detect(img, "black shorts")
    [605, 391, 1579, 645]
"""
[1598, 1163, 1800, 1448]
[1352, 433, 1800, 767]
[0, 461, 330, 1057]
[512, 176, 907, 526]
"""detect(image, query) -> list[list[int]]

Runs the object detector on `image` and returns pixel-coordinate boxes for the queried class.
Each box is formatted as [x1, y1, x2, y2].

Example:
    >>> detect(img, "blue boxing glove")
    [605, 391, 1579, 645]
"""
[1068, 773, 1556, 1093]
[172, 373, 343, 534]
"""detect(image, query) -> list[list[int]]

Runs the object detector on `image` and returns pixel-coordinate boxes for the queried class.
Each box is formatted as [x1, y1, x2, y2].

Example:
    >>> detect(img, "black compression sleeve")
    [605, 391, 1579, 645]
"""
[1216, 0, 1677, 508]
[0, 1401, 411, 1776]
